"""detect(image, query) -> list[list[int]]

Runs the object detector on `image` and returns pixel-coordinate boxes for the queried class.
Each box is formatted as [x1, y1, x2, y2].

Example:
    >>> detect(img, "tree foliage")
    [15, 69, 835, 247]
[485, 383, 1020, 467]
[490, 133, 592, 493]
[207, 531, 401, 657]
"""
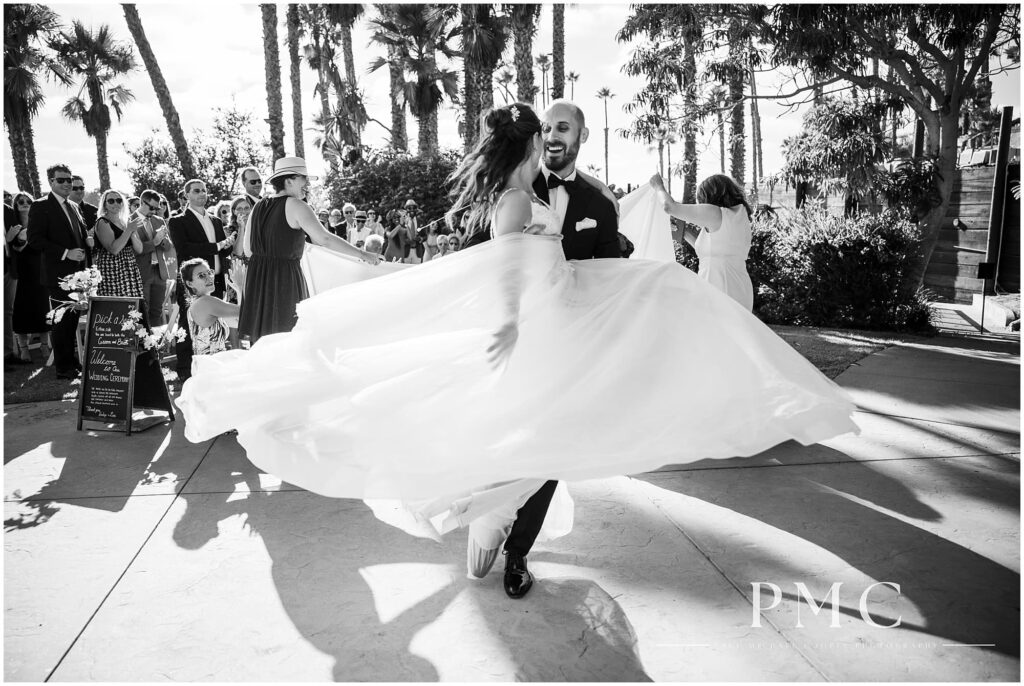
[122, 105, 270, 206]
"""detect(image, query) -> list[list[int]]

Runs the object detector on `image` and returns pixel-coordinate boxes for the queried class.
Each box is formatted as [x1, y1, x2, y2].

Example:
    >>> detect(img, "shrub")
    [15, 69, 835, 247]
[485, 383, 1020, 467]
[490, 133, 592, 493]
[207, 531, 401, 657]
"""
[325, 147, 463, 229]
[749, 205, 934, 331]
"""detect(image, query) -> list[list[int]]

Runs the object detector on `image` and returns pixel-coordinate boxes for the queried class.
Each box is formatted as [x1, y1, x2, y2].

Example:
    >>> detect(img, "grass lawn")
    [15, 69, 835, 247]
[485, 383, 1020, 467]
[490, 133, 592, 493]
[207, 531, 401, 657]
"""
[4, 325, 933, 405]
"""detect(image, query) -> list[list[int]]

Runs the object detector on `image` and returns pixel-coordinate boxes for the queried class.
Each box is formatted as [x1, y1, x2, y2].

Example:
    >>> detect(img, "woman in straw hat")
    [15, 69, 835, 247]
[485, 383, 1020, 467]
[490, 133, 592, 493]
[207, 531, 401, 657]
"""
[237, 157, 379, 345]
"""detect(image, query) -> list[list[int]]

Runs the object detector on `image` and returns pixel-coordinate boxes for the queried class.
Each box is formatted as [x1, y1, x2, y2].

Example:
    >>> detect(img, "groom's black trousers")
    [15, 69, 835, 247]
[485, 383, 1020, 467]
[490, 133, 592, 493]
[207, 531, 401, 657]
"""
[503, 480, 558, 556]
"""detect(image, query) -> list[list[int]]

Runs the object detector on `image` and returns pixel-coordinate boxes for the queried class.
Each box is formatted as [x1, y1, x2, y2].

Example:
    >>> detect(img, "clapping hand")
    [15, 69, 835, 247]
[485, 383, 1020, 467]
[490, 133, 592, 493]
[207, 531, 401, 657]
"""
[85, 231, 95, 249]
[227, 261, 246, 299]
[486, 320, 519, 371]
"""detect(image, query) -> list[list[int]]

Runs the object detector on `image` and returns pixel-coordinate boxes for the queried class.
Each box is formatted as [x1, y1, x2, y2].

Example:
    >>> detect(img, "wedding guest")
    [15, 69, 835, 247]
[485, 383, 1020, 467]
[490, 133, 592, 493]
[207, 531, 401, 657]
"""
[651, 172, 753, 311]
[403, 199, 424, 263]
[27, 164, 93, 379]
[434, 233, 453, 258]
[364, 234, 384, 256]
[340, 203, 359, 241]
[158, 195, 171, 220]
[237, 157, 378, 345]
[132, 189, 174, 325]
[449, 233, 462, 253]
[382, 209, 407, 263]
[239, 166, 264, 208]
[169, 179, 235, 380]
[327, 208, 346, 237]
[179, 257, 242, 357]
[128, 196, 141, 214]
[317, 209, 330, 227]
[69, 175, 97, 229]
[94, 190, 144, 299]
[365, 208, 384, 237]
[10, 191, 51, 363]
[422, 219, 443, 262]
[351, 210, 371, 247]
[4, 199, 20, 366]
[214, 200, 233, 229]
[230, 195, 253, 267]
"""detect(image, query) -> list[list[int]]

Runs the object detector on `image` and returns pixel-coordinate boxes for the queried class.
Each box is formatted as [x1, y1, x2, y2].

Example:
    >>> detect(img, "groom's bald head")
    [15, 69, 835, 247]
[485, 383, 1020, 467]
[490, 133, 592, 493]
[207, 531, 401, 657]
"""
[545, 100, 586, 129]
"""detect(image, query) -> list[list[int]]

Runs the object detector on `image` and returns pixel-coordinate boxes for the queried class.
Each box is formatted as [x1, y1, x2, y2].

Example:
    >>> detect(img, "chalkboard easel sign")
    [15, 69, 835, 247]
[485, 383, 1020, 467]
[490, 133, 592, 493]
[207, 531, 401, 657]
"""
[77, 296, 175, 435]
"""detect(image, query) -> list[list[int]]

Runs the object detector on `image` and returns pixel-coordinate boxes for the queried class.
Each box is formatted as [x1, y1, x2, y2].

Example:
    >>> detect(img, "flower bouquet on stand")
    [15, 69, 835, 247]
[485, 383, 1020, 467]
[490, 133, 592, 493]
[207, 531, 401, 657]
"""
[121, 307, 187, 360]
[45, 266, 102, 326]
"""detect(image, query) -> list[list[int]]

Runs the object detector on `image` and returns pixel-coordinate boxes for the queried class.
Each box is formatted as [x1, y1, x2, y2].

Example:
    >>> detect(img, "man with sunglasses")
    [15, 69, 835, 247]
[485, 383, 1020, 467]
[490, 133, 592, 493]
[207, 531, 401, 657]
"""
[27, 164, 93, 379]
[239, 166, 264, 209]
[68, 176, 98, 230]
[130, 189, 175, 326]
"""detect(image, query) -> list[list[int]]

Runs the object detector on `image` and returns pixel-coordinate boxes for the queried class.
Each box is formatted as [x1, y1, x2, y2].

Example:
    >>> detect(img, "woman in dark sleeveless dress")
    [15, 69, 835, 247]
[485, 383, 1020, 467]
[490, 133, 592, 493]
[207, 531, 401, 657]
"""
[238, 157, 379, 344]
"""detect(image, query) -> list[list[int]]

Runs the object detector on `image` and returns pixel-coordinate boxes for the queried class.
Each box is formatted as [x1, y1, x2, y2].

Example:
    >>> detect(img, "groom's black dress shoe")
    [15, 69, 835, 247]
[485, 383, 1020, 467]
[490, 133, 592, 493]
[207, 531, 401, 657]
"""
[503, 551, 533, 599]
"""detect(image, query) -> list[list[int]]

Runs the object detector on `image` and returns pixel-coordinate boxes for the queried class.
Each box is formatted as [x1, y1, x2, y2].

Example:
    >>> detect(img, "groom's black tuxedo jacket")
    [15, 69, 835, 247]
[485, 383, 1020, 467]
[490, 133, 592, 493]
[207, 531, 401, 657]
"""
[464, 172, 621, 259]
[168, 208, 231, 274]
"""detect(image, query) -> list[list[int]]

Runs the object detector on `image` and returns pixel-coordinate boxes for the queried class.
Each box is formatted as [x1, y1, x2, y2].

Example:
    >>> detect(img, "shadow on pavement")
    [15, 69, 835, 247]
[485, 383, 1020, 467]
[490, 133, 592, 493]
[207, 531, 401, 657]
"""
[636, 443, 1020, 658]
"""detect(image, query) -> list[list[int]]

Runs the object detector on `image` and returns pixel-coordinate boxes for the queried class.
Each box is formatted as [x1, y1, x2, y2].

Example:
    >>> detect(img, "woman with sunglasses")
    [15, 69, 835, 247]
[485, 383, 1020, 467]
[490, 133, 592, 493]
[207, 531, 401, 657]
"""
[9, 191, 52, 363]
[94, 190, 144, 298]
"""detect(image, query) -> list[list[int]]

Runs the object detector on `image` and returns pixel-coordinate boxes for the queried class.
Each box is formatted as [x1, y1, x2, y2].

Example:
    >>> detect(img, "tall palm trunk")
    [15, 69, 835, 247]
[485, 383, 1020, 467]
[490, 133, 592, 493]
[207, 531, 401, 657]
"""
[286, 4, 304, 158]
[551, 4, 564, 99]
[24, 119, 41, 196]
[478, 68, 495, 112]
[718, 105, 726, 174]
[7, 124, 31, 195]
[122, 4, 195, 179]
[419, 107, 439, 157]
[95, 128, 110, 190]
[261, 4, 286, 162]
[727, 40, 745, 187]
[512, 14, 536, 103]
[461, 8, 480, 151]
[387, 44, 408, 152]
[602, 99, 610, 184]
[341, 26, 356, 94]
[682, 32, 697, 203]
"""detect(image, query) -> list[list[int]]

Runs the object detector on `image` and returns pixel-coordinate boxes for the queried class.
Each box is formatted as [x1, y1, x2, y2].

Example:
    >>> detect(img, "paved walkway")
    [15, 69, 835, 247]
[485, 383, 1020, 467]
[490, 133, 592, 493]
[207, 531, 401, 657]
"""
[4, 333, 1020, 681]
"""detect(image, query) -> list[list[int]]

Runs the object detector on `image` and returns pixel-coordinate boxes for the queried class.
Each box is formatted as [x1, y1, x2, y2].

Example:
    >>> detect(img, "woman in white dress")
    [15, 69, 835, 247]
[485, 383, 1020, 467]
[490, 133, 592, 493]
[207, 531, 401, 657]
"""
[176, 103, 856, 563]
[650, 172, 754, 311]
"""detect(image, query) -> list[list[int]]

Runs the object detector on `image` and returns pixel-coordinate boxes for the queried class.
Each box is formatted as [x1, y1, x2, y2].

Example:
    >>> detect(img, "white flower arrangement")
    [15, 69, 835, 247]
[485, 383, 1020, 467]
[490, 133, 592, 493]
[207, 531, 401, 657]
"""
[121, 307, 187, 351]
[46, 266, 102, 325]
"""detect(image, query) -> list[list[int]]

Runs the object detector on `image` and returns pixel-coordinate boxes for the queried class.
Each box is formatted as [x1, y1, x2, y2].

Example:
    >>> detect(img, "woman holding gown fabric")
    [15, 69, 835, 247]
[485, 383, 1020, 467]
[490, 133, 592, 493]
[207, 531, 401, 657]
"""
[176, 103, 857, 578]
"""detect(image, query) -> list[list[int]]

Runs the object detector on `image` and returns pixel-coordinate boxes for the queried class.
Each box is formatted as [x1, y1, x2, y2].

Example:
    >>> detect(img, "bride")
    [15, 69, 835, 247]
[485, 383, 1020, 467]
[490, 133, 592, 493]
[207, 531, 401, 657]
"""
[176, 102, 858, 570]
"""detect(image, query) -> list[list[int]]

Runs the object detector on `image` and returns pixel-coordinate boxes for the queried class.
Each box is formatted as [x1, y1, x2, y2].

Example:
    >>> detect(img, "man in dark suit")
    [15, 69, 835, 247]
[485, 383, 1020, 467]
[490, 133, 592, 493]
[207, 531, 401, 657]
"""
[239, 166, 264, 208]
[27, 164, 94, 380]
[465, 101, 622, 599]
[168, 179, 234, 380]
[69, 176, 98, 230]
[131, 189, 175, 326]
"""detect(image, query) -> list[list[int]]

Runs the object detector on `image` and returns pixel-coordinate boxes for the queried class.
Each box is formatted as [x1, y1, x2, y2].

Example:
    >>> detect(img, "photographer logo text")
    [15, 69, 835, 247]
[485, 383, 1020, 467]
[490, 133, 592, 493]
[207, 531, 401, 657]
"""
[751, 582, 902, 628]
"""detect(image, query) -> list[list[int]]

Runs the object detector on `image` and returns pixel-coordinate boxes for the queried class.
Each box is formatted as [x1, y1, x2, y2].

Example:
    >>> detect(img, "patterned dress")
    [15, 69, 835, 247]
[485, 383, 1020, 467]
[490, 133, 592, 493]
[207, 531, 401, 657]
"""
[94, 218, 144, 299]
[187, 304, 229, 356]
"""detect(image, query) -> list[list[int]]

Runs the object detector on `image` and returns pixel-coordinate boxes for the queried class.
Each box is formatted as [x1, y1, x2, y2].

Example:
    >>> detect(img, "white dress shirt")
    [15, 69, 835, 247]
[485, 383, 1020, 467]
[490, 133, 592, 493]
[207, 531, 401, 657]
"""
[189, 206, 220, 274]
[540, 166, 577, 226]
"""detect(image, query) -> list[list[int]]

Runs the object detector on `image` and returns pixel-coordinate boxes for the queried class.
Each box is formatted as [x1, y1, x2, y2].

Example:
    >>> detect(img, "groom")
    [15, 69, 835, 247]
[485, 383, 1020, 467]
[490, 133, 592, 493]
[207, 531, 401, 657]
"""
[468, 100, 622, 598]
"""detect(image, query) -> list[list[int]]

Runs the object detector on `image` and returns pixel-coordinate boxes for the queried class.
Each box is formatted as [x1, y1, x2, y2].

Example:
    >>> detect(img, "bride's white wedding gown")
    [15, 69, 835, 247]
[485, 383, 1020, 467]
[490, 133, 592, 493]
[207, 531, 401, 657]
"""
[177, 195, 858, 537]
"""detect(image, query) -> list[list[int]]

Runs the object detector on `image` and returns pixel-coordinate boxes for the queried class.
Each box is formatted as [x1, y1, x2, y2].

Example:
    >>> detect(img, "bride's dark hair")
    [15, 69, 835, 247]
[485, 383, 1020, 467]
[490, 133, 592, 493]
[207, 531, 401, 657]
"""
[446, 103, 542, 237]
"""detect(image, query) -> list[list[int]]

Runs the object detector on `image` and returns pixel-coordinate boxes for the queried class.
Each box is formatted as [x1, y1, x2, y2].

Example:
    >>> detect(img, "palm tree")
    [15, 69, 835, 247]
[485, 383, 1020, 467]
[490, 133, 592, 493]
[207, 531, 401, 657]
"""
[4, 4, 69, 196]
[726, 20, 746, 187]
[260, 4, 286, 162]
[461, 4, 508, 149]
[372, 4, 408, 152]
[121, 4, 196, 180]
[51, 21, 136, 191]
[551, 4, 564, 99]
[369, 4, 460, 157]
[565, 70, 579, 100]
[596, 87, 614, 184]
[710, 86, 726, 174]
[286, 4, 304, 158]
[506, 4, 541, 104]
[325, 4, 364, 94]
[495, 66, 515, 104]
[299, 4, 333, 151]
[535, 53, 551, 108]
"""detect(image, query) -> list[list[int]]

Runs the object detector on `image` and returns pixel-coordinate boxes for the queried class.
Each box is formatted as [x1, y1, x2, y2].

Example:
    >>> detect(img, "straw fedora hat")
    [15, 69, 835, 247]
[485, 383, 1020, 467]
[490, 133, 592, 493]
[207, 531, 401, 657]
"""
[266, 156, 318, 182]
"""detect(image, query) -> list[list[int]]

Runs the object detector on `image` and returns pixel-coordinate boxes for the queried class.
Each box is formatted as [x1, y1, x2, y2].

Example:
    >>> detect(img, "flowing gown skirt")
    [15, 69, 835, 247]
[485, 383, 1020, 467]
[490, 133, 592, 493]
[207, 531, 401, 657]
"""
[177, 234, 858, 531]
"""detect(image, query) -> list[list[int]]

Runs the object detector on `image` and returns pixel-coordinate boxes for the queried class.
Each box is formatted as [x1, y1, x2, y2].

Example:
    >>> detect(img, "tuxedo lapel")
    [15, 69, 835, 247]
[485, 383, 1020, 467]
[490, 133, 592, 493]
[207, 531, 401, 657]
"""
[47, 194, 77, 243]
[532, 173, 549, 204]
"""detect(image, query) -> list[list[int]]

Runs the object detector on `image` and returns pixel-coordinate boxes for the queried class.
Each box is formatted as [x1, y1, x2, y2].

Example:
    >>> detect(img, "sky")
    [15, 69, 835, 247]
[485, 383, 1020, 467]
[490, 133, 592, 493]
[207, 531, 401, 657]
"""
[3, 2, 1021, 201]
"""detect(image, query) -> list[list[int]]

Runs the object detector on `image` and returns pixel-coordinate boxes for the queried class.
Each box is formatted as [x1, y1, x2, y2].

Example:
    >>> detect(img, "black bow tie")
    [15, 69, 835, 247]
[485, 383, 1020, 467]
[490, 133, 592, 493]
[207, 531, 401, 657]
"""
[547, 174, 571, 190]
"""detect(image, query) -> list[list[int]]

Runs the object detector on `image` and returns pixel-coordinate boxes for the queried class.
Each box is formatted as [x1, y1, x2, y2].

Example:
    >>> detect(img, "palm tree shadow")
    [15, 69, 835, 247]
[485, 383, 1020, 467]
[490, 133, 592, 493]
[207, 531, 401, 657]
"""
[636, 444, 1020, 657]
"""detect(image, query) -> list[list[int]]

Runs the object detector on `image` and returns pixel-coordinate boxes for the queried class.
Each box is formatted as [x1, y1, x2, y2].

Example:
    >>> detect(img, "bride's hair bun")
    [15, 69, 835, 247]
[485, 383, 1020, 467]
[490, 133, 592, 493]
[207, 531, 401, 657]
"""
[484, 103, 540, 139]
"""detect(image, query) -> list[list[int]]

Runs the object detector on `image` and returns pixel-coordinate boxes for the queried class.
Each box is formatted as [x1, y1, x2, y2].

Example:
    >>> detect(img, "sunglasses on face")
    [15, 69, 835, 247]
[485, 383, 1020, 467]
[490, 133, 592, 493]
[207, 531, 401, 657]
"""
[247, 179, 262, 185]
[53, 177, 72, 184]
[106, 198, 124, 205]
[71, 185, 85, 191]
[145, 203, 161, 212]
[16, 201, 31, 207]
